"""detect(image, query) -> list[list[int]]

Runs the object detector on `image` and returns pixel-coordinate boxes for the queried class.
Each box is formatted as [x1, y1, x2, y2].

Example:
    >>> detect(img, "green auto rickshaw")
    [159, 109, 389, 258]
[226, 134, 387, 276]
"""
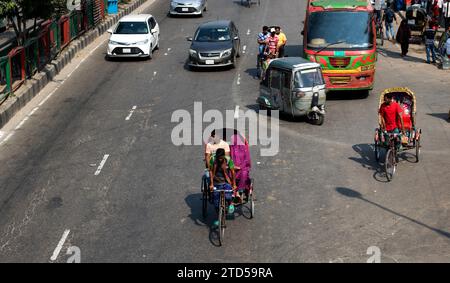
[257, 57, 327, 125]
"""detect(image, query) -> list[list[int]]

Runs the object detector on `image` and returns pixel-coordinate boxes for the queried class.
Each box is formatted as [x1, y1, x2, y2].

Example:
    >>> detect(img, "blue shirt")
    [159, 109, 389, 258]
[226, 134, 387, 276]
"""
[257, 32, 268, 45]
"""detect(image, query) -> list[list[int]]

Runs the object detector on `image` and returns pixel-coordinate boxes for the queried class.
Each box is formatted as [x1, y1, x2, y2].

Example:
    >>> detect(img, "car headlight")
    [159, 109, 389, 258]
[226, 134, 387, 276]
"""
[109, 40, 120, 45]
[171, 2, 178, 7]
[221, 49, 232, 58]
[189, 49, 197, 56]
[135, 39, 149, 45]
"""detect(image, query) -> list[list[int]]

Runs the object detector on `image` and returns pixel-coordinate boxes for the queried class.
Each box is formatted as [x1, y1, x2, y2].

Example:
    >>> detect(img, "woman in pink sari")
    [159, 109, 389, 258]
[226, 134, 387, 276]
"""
[230, 131, 252, 197]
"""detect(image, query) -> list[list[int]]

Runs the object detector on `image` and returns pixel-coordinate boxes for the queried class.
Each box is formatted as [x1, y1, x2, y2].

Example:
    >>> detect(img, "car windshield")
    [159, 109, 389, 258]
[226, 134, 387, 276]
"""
[306, 11, 374, 50]
[115, 21, 148, 34]
[194, 27, 231, 42]
[294, 68, 324, 88]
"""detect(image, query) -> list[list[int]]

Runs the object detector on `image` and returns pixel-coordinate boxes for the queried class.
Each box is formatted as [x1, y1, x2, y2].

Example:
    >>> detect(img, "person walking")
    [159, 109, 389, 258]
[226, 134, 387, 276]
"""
[443, 0, 450, 30]
[424, 22, 437, 63]
[384, 4, 398, 41]
[396, 19, 412, 56]
[275, 26, 287, 58]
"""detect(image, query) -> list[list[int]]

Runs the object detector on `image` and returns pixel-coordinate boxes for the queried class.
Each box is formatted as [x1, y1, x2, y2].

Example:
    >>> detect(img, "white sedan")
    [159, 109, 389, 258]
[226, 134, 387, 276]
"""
[107, 14, 160, 59]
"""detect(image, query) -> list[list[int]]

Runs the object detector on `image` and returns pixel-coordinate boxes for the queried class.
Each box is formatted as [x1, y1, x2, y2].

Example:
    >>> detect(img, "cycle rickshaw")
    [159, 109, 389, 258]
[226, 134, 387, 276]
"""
[201, 128, 254, 246]
[374, 87, 422, 181]
[406, 5, 427, 43]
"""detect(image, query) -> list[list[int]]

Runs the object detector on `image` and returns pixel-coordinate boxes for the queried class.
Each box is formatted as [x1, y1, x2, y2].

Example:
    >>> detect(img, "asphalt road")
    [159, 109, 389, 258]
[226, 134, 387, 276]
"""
[0, 0, 449, 263]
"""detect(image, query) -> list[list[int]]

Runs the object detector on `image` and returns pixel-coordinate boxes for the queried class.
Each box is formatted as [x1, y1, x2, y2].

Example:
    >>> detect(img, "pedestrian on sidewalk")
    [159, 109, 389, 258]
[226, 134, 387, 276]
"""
[384, 4, 398, 40]
[438, 0, 444, 26]
[443, 0, 450, 30]
[396, 19, 412, 56]
[446, 27, 450, 58]
[424, 22, 437, 63]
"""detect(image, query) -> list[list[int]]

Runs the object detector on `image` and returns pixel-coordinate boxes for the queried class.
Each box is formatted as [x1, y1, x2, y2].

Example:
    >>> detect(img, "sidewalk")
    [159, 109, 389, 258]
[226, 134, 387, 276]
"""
[0, 0, 149, 129]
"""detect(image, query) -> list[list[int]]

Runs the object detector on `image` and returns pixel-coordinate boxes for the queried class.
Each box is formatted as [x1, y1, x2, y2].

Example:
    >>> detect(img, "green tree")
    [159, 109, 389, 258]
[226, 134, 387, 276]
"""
[0, 0, 68, 45]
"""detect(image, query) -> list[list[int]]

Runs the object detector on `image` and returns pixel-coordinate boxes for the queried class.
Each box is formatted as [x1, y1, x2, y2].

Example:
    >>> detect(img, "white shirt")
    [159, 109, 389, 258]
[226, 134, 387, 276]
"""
[446, 38, 450, 55]
[438, 0, 444, 9]
[375, 0, 382, 10]
[444, 1, 450, 18]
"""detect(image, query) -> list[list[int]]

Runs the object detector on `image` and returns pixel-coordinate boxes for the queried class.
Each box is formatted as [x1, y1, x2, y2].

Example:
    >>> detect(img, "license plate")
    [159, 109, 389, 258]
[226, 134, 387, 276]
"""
[205, 60, 214, 65]
[122, 48, 131, 53]
[182, 7, 188, 11]
[408, 19, 415, 25]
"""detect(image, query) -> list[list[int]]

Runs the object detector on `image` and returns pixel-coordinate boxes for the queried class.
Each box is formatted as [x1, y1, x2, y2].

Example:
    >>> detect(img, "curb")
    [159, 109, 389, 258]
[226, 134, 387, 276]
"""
[0, 0, 148, 129]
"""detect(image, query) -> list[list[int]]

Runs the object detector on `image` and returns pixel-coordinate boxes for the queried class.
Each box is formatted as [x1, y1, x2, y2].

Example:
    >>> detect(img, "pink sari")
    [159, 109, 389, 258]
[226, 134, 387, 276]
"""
[230, 134, 251, 191]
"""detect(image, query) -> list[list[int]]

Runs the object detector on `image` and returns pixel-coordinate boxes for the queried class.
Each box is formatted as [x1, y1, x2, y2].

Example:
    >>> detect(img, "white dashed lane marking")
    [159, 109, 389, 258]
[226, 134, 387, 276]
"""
[125, 106, 137, 121]
[94, 154, 110, 176]
[50, 229, 70, 261]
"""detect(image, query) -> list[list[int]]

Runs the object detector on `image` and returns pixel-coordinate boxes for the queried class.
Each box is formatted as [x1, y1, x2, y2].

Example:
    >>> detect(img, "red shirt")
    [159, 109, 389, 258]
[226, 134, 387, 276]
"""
[266, 34, 279, 54]
[379, 101, 402, 131]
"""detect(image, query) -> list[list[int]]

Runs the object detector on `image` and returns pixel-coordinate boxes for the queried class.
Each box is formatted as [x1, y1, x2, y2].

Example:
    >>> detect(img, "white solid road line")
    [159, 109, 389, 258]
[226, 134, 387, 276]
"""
[125, 106, 137, 121]
[14, 117, 29, 130]
[89, 38, 108, 55]
[243, 45, 247, 54]
[50, 229, 70, 261]
[94, 154, 110, 176]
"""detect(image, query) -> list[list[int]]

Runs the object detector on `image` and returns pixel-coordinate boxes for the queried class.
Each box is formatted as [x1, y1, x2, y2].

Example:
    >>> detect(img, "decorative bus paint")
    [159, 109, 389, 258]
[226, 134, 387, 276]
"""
[303, 0, 376, 91]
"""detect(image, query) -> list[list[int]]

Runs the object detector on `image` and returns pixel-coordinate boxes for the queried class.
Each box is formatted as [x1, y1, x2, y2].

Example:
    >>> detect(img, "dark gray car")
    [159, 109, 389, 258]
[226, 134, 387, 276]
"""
[187, 20, 241, 69]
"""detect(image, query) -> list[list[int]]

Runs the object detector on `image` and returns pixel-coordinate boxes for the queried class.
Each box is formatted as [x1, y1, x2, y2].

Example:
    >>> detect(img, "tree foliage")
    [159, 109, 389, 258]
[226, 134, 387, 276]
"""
[0, 0, 68, 45]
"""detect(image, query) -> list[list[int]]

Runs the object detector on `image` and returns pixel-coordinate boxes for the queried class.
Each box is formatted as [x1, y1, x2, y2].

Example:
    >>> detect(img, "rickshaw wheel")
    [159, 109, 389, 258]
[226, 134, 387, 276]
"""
[249, 179, 255, 219]
[202, 177, 208, 218]
[374, 141, 381, 162]
[218, 193, 226, 246]
[385, 148, 396, 181]
[415, 139, 420, 163]
[249, 192, 254, 219]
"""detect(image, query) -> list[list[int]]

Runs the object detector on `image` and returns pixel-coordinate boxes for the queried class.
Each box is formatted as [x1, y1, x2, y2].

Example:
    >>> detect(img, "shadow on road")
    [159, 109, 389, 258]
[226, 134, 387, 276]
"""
[336, 187, 450, 239]
[350, 143, 418, 182]
[350, 143, 378, 170]
[184, 193, 210, 227]
[377, 46, 425, 64]
[350, 143, 389, 183]
[427, 113, 450, 122]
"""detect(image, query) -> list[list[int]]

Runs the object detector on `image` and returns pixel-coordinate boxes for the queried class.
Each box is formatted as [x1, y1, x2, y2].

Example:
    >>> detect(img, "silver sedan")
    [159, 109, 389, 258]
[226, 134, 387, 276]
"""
[169, 0, 207, 16]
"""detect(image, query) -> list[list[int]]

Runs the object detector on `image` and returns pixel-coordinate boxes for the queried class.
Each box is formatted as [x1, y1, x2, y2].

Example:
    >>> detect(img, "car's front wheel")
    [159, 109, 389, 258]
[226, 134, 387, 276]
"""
[155, 37, 160, 50]
[231, 54, 237, 69]
[148, 45, 153, 59]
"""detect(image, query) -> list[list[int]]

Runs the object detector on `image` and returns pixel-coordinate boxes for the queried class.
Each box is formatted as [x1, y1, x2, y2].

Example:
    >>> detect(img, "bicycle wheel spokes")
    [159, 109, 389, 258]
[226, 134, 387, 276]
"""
[385, 149, 396, 181]
[218, 192, 226, 246]
[202, 178, 208, 218]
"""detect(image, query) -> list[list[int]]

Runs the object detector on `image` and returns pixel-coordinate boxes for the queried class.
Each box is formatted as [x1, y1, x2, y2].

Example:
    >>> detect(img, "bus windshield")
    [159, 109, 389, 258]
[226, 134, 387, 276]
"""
[306, 11, 373, 50]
